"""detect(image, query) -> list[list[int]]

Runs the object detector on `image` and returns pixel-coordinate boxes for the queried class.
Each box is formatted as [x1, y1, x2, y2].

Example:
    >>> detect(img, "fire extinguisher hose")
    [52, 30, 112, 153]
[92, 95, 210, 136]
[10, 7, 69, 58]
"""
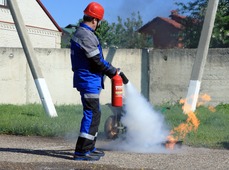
[119, 72, 129, 84]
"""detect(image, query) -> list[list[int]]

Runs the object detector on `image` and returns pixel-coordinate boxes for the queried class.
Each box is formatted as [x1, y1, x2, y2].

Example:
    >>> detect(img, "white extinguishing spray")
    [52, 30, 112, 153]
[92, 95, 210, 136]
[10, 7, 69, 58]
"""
[107, 73, 170, 153]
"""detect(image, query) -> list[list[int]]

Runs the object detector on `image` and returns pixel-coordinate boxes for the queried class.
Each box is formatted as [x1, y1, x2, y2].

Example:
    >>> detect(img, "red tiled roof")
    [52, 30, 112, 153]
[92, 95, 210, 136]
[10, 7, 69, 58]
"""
[158, 17, 183, 29]
[138, 11, 186, 33]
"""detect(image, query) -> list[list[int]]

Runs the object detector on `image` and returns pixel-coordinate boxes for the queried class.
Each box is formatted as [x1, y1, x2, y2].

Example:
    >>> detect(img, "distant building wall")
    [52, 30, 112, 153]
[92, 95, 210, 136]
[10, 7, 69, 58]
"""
[138, 12, 185, 49]
[0, 0, 61, 48]
[151, 19, 181, 48]
[0, 48, 229, 106]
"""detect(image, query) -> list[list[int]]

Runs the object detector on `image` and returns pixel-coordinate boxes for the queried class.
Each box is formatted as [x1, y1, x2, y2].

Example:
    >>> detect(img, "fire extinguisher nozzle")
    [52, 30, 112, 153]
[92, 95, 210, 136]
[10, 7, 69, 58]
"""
[119, 72, 129, 84]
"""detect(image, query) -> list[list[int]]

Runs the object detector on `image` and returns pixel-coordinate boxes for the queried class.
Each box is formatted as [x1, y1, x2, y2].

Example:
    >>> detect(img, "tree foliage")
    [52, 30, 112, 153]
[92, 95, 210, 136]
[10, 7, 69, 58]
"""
[176, 0, 229, 48]
[96, 12, 153, 48]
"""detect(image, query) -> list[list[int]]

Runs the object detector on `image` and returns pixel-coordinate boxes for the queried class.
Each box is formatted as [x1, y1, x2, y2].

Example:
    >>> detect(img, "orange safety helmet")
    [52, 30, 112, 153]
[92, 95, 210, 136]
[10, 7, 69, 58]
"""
[84, 2, 104, 20]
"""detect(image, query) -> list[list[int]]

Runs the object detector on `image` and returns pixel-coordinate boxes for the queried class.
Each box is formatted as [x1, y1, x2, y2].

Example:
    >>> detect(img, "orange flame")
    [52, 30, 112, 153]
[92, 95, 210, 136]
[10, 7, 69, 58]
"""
[197, 94, 211, 107]
[166, 94, 213, 149]
[208, 106, 216, 112]
[165, 135, 178, 149]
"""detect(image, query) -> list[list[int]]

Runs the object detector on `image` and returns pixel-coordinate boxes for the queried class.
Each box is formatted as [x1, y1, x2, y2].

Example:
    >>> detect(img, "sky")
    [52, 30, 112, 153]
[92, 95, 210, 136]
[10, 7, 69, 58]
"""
[40, 0, 190, 28]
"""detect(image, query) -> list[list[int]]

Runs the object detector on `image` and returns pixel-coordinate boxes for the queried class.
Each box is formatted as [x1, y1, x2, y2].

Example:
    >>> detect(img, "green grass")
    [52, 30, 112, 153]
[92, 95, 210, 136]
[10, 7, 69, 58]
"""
[0, 104, 112, 137]
[159, 103, 229, 149]
[0, 103, 228, 149]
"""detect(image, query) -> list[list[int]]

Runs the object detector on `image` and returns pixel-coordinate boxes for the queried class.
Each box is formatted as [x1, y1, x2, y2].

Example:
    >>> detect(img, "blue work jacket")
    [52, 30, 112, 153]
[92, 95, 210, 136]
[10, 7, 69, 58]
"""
[70, 23, 116, 93]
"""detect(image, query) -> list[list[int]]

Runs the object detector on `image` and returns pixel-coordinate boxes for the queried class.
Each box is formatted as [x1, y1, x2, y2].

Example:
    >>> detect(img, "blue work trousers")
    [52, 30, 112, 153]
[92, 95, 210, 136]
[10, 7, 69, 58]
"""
[75, 90, 101, 153]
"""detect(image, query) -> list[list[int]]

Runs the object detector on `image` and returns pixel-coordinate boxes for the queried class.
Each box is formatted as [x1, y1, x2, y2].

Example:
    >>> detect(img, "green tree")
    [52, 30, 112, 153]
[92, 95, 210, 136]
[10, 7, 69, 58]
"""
[212, 0, 229, 47]
[177, 0, 229, 48]
[95, 20, 116, 48]
[121, 12, 152, 48]
[96, 12, 153, 48]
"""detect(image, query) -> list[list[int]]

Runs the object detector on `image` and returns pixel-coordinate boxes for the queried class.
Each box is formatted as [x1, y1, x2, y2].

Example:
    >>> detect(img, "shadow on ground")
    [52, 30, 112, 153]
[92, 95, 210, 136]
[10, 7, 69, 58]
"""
[0, 147, 120, 170]
[0, 147, 73, 160]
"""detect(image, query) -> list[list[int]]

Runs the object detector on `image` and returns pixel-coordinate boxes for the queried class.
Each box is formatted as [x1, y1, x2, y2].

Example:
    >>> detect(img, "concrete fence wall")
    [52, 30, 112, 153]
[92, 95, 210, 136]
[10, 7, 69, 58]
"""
[149, 48, 229, 106]
[0, 48, 143, 105]
[0, 47, 229, 106]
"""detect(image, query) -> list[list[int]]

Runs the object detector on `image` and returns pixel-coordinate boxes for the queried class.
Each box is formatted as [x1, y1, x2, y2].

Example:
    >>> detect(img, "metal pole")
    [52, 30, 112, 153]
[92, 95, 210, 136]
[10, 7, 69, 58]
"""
[184, 0, 219, 113]
[7, 0, 57, 117]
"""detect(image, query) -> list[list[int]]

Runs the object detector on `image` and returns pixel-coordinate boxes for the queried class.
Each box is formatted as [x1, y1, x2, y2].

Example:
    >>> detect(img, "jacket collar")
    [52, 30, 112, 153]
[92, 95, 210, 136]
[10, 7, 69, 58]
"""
[80, 23, 94, 32]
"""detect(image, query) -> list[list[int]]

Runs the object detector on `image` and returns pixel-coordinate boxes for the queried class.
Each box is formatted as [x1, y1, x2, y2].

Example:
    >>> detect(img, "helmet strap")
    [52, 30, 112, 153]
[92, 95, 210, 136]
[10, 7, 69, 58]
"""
[95, 19, 101, 30]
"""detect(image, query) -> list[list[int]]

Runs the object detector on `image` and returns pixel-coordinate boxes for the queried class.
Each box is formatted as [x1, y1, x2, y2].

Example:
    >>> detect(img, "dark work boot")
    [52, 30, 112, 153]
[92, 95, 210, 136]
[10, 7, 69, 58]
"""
[90, 148, 105, 157]
[73, 151, 100, 161]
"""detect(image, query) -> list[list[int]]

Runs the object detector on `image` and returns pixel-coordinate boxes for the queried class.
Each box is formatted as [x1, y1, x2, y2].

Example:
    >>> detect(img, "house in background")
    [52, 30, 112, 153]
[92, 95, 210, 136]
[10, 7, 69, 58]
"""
[61, 24, 77, 48]
[138, 10, 185, 49]
[0, 0, 62, 48]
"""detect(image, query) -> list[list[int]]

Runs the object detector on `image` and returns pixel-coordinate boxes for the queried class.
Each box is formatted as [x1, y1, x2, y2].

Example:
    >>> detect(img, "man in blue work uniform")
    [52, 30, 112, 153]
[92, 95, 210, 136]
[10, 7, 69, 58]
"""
[70, 2, 118, 161]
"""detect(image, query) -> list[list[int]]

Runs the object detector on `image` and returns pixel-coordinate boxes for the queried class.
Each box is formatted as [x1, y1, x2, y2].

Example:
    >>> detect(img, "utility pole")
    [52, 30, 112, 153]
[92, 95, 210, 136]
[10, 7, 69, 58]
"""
[7, 0, 58, 117]
[184, 0, 219, 113]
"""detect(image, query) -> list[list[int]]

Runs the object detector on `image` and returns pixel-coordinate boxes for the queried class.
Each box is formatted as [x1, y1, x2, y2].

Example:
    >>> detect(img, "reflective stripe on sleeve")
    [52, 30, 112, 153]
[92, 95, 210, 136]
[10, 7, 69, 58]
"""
[72, 35, 100, 58]
[86, 49, 100, 58]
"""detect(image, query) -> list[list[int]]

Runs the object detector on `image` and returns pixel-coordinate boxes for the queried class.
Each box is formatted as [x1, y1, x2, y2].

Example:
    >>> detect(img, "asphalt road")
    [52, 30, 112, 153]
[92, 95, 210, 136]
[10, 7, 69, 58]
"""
[0, 135, 228, 170]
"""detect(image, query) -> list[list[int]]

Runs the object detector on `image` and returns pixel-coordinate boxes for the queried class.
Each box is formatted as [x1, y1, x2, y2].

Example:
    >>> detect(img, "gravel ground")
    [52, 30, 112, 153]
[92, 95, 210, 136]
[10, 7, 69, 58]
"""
[0, 135, 228, 170]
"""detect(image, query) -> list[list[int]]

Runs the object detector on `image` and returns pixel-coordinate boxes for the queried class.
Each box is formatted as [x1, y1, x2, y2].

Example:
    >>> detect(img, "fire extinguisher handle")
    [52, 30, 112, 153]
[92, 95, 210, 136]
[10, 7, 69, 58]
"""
[119, 72, 129, 84]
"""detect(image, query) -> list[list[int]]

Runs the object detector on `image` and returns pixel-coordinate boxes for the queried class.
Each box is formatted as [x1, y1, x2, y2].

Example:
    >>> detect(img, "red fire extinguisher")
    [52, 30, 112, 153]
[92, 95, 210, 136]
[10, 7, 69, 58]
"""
[111, 72, 123, 107]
